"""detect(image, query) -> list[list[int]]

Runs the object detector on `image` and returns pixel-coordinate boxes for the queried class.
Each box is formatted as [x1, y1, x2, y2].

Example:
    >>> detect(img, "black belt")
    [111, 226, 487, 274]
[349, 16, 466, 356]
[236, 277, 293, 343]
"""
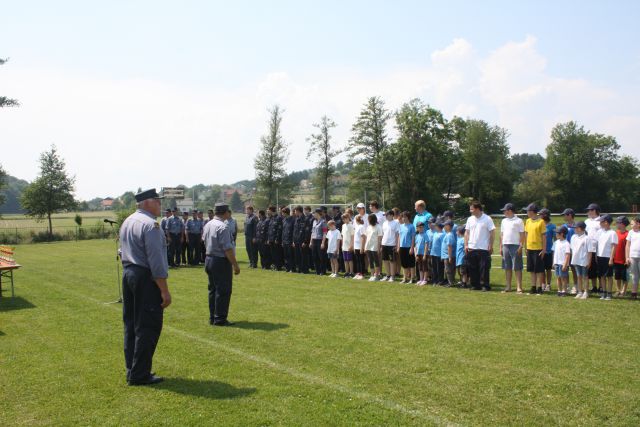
[206, 254, 227, 258]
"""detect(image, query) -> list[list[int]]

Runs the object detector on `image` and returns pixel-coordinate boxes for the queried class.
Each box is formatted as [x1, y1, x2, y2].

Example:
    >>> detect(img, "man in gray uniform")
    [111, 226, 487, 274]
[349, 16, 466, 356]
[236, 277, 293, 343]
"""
[202, 203, 240, 326]
[119, 188, 172, 385]
[166, 208, 184, 267]
[185, 209, 204, 265]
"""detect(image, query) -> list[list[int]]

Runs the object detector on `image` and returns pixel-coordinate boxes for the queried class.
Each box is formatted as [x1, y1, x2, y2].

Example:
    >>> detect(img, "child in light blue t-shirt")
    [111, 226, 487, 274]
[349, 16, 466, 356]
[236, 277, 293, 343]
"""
[455, 226, 467, 287]
[415, 222, 428, 285]
[441, 221, 456, 286]
[430, 223, 444, 284]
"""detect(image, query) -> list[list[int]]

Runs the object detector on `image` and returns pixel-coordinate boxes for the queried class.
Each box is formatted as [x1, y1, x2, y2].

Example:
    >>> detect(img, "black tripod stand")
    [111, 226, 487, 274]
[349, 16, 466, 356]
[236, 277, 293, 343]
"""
[104, 219, 122, 304]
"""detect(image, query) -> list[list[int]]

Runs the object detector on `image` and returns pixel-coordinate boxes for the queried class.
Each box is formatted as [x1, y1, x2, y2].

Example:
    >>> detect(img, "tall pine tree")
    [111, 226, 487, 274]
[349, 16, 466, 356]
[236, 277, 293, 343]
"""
[254, 105, 290, 207]
[307, 115, 339, 203]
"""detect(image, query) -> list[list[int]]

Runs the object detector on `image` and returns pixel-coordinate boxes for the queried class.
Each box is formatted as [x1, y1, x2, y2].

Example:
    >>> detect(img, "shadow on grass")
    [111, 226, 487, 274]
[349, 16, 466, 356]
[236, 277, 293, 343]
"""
[232, 320, 289, 331]
[155, 378, 256, 399]
[0, 296, 36, 312]
[0, 330, 5, 336]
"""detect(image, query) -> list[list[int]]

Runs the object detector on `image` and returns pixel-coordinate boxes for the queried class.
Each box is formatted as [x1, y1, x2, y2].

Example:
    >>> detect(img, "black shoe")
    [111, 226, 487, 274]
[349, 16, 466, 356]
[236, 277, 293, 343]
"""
[128, 374, 164, 386]
[213, 320, 235, 327]
[483, 286, 491, 292]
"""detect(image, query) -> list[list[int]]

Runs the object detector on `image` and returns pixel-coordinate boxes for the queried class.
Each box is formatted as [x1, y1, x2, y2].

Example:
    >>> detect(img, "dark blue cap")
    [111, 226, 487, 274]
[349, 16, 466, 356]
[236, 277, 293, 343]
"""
[135, 188, 163, 202]
[562, 208, 575, 216]
[500, 203, 515, 212]
[523, 203, 539, 212]
[539, 208, 551, 216]
[596, 214, 613, 223]
[585, 203, 600, 212]
[443, 210, 454, 218]
[616, 216, 630, 226]
[575, 221, 587, 229]
[555, 226, 568, 235]
[443, 219, 454, 227]
[416, 222, 425, 227]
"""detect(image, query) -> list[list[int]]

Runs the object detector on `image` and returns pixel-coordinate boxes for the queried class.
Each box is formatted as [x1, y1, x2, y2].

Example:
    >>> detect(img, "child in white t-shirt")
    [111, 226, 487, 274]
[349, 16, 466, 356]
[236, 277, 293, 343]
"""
[324, 220, 341, 278]
[363, 214, 383, 281]
[552, 227, 571, 296]
[570, 221, 591, 299]
[625, 216, 640, 299]
[595, 215, 618, 300]
[340, 213, 355, 278]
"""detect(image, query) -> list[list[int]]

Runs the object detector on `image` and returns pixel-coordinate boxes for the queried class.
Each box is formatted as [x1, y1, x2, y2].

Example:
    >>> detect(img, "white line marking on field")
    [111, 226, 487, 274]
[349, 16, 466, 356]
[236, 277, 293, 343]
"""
[47, 284, 459, 427]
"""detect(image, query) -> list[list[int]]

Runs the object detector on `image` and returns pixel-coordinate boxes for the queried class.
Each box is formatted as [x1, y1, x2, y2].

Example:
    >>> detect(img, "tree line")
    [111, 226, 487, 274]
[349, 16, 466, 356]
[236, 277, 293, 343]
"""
[253, 96, 640, 213]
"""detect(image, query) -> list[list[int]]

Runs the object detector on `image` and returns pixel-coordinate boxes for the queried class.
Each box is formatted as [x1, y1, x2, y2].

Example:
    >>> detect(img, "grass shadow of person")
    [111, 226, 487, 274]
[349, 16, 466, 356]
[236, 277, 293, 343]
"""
[0, 296, 36, 312]
[154, 378, 256, 399]
[232, 321, 289, 331]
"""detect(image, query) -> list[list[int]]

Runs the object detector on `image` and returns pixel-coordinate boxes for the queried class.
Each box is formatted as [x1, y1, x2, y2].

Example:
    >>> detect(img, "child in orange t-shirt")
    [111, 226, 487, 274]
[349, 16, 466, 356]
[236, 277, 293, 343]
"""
[614, 216, 630, 297]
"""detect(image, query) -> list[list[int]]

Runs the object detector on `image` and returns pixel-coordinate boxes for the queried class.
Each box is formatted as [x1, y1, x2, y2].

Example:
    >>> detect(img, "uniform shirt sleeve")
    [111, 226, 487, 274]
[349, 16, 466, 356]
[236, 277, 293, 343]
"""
[218, 225, 234, 252]
[145, 226, 169, 279]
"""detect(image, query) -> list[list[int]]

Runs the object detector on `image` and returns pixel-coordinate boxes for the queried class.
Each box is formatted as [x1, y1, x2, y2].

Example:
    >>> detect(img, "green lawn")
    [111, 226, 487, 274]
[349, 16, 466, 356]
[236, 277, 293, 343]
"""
[1, 239, 639, 426]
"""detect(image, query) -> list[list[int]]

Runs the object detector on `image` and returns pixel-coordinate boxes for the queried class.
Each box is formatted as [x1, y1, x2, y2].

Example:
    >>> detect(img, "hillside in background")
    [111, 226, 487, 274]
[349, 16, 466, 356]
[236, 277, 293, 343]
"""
[0, 175, 29, 214]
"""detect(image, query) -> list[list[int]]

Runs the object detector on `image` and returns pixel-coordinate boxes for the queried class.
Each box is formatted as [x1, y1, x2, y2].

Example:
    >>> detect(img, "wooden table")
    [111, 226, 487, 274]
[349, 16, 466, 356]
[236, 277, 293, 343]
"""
[0, 262, 21, 298]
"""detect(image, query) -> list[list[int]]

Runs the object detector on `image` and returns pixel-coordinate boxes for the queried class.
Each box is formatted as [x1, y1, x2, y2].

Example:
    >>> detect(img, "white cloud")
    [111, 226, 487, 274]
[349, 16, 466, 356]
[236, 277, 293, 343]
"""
[1, 35, 638, 200]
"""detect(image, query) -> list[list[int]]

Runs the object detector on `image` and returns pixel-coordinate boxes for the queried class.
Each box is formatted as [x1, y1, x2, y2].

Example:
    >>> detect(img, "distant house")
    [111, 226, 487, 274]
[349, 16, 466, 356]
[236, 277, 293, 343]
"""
[299, 179, 312, 190]
[101, 198, 114, 210]
[223, 188, 243, 201]
[331, 175, 348, 187]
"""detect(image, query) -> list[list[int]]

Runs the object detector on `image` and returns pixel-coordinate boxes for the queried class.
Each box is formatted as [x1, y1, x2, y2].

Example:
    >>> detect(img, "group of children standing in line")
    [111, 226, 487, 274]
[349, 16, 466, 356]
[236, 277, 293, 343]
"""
[316, 201, 467, 286]
[501, 202, 640, 300]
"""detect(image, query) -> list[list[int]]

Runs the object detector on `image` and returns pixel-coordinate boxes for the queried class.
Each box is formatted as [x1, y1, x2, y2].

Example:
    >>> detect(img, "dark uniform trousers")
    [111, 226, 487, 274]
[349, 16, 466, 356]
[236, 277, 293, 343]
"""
[181, 238, 188, 265]
[283, 244, 295, 272]
[467, 249, 490, 290]
[205, 256, 233, 323]
[258, 241, 272, 269]
[187, 233, 202, 265]
[311, 239, 326, 275]
[168, 233, 182, 266]
[245, 236, 258, 268]
[294, 243, 309, 273]
[122, 264, 163, 382]
[271, 243, 284, 270]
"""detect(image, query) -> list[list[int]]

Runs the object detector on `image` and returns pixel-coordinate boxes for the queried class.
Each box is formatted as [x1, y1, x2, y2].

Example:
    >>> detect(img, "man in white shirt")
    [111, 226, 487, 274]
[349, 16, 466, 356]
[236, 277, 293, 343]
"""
[464, 201, 496, 291]
[499, 203, 525, 293]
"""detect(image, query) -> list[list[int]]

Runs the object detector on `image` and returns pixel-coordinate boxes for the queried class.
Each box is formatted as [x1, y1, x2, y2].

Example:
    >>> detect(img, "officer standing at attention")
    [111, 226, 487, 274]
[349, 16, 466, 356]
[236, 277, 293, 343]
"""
[203, 203, 240, 326]
[166, 208, 184, 267]
[160, 208, 172, 261]
[120, 188, 171, 385]
[244, 206, 259, 268]
[180, 211, 189, 265]
[185, 209, 204, 265]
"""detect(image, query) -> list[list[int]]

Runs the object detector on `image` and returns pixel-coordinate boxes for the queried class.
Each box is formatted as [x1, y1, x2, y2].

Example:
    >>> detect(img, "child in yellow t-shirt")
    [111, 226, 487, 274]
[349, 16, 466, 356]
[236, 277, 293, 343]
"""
[523, 203, 547, 294]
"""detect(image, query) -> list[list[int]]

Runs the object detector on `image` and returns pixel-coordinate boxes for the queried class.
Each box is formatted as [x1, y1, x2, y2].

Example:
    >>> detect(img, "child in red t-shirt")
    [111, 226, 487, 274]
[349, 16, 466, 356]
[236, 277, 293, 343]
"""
[614, 216, 630, 297]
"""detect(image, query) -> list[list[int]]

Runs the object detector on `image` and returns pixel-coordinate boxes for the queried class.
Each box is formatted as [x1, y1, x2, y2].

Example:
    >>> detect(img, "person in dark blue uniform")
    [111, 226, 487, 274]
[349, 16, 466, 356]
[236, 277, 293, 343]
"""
[160, 208, 171, 262]
[180, 211, 189, 265]
[293, 206, 309, 273]
[267, 206, 283, 270]
[185, 209, 204, 265]
[244, 206, 259, 268]
[165, 208, 184, 267]
[120, 188, 171, 385]
[255, 210, 269, 269]
[281, 207, 295, 272]
[202, 203, 240, 326]
[304, 206, 315, 272]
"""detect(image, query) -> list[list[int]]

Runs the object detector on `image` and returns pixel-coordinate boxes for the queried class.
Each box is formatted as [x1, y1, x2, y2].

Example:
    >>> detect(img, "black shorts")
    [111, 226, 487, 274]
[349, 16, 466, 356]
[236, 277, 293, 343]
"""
[613, 264, 627, 280]
[367, 250, 380, 268]
[381, 245, 395, 262]
[399, 247, 416, 268]
[588, 255, 598, 279]
[543, 252, 553, 270]
[596, 256, 613, 278]
[526, 249, 545, 273]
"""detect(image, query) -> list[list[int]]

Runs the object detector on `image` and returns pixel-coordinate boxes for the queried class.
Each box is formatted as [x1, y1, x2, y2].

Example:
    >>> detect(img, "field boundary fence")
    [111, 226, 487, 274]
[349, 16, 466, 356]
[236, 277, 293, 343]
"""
[0, 224, 117, 245]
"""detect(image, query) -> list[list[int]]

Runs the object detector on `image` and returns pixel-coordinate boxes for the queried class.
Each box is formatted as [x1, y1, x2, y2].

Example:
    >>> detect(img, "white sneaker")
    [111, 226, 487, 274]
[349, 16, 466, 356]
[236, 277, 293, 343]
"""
[574, 292, 582, 299]
[387, 277, 394, 282]
[570, 286, 577, 295]
[580, 291, 589, 300]
[368, 276, 375, 282]
[373, 275, 381, 281]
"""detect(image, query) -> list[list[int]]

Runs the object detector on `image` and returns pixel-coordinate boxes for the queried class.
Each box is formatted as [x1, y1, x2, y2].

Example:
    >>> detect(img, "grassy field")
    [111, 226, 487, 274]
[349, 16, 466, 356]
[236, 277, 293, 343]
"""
[1, 238, 639, 426]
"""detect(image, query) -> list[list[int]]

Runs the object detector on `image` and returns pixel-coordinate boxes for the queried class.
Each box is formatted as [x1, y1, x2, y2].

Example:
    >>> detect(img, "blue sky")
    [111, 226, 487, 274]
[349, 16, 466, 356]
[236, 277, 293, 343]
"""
[1, 1, 639, 199]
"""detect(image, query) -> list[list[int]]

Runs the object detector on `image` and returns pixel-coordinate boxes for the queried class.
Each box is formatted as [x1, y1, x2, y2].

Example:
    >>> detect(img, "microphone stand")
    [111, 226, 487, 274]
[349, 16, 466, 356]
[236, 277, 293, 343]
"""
[104, 220, 123, 304]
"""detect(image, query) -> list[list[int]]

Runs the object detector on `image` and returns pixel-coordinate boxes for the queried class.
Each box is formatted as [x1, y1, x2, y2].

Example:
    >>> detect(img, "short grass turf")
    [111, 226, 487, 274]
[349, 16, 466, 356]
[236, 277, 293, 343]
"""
[1, 239, 640, 426]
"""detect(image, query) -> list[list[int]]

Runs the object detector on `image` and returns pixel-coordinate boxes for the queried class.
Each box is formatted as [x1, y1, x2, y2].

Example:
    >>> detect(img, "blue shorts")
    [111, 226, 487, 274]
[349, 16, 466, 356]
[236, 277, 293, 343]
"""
[573, 264, 588, 277]
[554, 264, 569, 278]
[501, 244, 523, 271]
